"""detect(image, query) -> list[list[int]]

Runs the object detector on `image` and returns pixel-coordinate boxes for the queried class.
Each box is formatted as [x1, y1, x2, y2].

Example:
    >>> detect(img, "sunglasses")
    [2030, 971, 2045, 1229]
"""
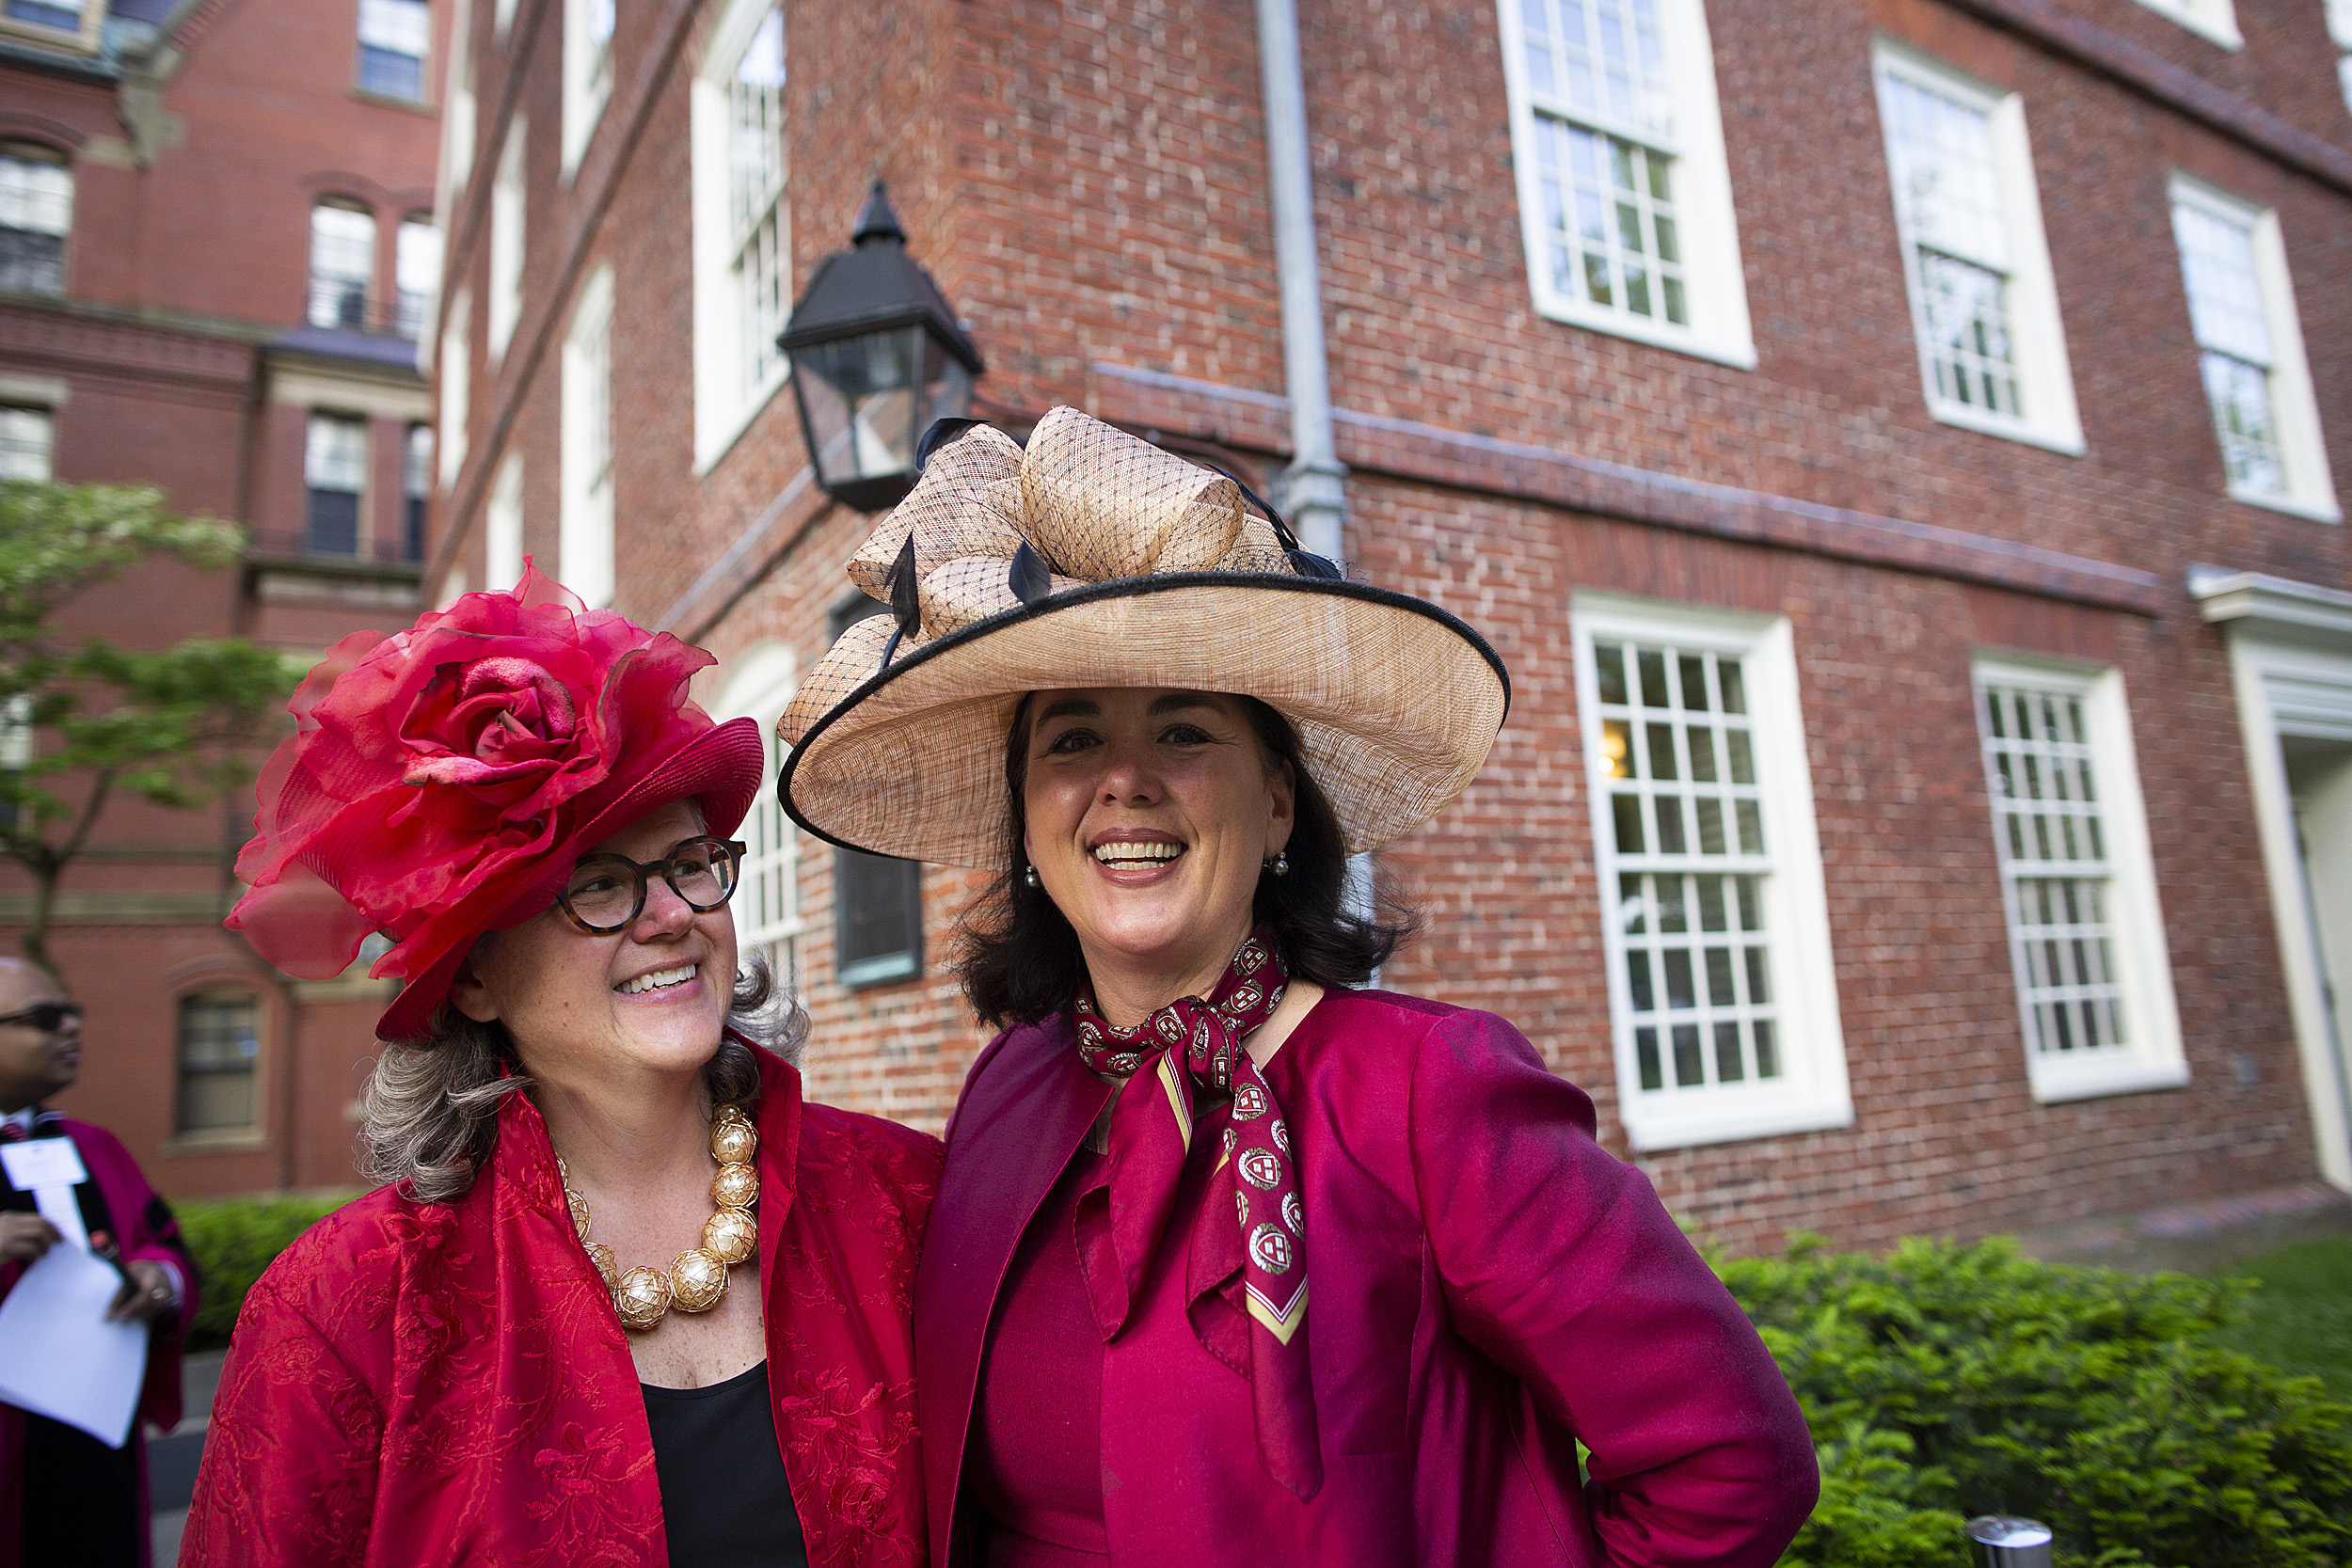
[0, 1002, 84, 1032]
[555, 836, 746, 935]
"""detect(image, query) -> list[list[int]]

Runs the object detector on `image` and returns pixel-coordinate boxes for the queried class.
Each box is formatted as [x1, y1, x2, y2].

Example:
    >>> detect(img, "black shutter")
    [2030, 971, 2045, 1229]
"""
[829, 593, 923, 989]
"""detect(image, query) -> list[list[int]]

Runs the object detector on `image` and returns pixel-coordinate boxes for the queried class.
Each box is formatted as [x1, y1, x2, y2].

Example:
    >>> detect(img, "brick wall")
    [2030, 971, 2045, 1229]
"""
[437, 0, 2352, 1250]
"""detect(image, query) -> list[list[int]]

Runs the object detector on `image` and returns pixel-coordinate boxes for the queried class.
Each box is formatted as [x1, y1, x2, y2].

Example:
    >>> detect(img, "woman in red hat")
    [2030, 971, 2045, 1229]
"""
[183, 563, 937, 1568]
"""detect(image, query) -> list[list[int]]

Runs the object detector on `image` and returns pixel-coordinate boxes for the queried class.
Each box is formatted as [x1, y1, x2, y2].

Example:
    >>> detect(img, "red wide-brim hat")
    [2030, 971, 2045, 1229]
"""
[228, 562, 766, 1042]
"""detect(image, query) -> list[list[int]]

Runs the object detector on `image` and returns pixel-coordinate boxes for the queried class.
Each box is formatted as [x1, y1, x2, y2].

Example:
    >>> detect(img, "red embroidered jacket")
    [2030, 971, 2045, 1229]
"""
[183, 1049, 940, 1568]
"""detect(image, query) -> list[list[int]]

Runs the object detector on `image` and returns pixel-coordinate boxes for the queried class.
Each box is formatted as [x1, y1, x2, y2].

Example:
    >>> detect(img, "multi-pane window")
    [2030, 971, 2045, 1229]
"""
[1519, 0, 1683, 328]
[438, 287, 469, 486]
[3, 0, 86, 37]
[715, 645, 803, 985]
[404, 423, 432, 561]
[1878, 73, 2016, 418]
[0, 149, 72, 297]
[564, 0, 616, 170]
[1579, 599, 1851, 1149]
[1973, 658, 2185, 1101]
[0, 405, 52, 482]
[309, 202, 375, 330]
[358, 0, 431, 102]
[1498, 0, 1752, 365]
[730, 8, 788, 400]
[305, 414, 369, 556]
[394, 216, 440, 340]
[485, 451, 523, 590]
[828, 597, 923, 989]
[1979, 680, 2125, 1060]
[561, 268, 615, 608]
[1593, 639, 1780, 1096]
[176, 990, 261, 1135]
[2167, 178, 2336, 517]
[488, 119, 526, 360]
[1873, 45, 2081, 453]
[691, 0, 791, 466]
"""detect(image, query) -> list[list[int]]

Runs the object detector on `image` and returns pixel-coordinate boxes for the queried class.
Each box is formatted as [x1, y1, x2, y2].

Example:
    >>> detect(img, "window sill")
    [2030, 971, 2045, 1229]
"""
[1926, 398, 2087, 457]
[1621, 1088, 1855, 1152]
[0, 16, 99, 54]
[2226, 484, 2343, 525]
[161, 1129, 271, 1158]
[351, 87, 437, 116]
[1530, 292, 1758, 371]
[839, 952, 920, 990]
[2026, 1054, 2191, 1104]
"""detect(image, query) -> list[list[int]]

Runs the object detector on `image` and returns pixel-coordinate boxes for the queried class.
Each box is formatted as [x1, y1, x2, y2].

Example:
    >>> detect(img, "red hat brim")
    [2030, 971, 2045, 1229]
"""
[373, 715, 768, 1041]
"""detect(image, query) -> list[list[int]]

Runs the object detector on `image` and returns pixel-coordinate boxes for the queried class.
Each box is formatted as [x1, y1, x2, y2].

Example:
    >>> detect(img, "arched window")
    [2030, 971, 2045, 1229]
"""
[309, 199, 376, 329]
[176, 989, 262, 1135]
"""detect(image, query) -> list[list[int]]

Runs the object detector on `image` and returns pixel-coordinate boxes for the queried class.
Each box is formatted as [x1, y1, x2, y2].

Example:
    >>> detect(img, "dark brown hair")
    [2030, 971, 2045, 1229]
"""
[956, 692, 1414, 1027]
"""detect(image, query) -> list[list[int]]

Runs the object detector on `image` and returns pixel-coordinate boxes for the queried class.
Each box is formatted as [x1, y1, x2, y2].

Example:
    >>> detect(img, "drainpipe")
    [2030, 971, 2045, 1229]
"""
[1253, 0, 1345, 561]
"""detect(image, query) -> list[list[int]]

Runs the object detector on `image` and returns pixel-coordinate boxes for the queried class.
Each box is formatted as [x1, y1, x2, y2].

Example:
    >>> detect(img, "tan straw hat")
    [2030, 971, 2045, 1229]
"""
[777, 406, 1508, 868]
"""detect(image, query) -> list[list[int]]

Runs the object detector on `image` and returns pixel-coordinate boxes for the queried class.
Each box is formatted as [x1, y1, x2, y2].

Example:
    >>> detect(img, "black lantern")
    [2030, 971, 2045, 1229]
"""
[780, 183, 984, 512]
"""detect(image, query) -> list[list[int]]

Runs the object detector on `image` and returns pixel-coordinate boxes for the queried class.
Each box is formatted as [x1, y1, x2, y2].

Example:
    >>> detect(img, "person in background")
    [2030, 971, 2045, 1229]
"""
[778, 409, 1819, 1567]
[0, 955, 198, 1568]
[182, 564, 938, 1567]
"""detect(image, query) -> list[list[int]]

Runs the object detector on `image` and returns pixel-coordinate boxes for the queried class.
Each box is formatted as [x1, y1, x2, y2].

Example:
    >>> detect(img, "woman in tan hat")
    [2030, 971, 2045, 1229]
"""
[183, 565, 938, 1568]
[780, 409, 1817, 1568]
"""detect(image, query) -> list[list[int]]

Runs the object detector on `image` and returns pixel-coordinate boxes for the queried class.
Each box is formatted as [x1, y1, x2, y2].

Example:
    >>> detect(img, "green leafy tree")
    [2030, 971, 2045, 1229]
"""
[0, 480, 297, 974]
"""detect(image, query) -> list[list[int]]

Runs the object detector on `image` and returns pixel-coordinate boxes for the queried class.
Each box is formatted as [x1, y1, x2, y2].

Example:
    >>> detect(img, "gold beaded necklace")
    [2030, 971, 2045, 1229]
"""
[560, 1102, 760, 1333]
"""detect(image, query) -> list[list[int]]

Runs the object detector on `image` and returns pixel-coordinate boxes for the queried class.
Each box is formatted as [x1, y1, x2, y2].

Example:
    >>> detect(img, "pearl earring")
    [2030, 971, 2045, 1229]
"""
[1266, 853, 1290, 878]
[1024, 864, 1041, 889]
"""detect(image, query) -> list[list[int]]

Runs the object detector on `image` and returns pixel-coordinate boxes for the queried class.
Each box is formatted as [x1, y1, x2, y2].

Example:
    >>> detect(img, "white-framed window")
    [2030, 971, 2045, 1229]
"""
[487, 117, 526, 363]
[176, 990, 262, 1135]
[358, 0, 431, 101]
[305, 413, 369, 558]
[562, 0, 616, 174]
[1495, 0, 1754, 369]
[0, 404, 53, 481]
[1973, 655, 2186, 1102]
[2169, 174, 2340, 522]
[561, 263, 615, 608]
[485, 451, 523, 590]
[715, 642, 803, 985]
[1575, 594, 1852, 1150]
[309, 201, 376, 330]
[1873, 41, 2083, 455]
[1, 145, 73, 298]
[1, 0, 101, 52]
[403, 422, 431, 562]
[438, 286, 470, 486]
[394, 214, 440, 339]
[690, 0, 789, 470]
[2127, 0, 2241, 48]
[438, 1, 477, 204]
[494, 0, 515, 35]
[2332, 0, 2352, 115]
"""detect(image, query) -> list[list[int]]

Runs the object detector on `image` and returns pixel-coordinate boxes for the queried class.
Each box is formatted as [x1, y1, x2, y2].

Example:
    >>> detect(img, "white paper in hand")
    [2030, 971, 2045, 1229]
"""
[0, 1242, 149, 1448]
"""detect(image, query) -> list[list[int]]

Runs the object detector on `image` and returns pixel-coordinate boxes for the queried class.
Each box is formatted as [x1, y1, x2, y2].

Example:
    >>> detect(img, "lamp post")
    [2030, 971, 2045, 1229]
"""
[779, 182, 984, 513]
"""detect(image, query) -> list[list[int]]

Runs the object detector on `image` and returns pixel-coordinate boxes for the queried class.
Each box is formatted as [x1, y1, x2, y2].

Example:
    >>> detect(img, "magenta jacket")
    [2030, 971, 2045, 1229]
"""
[914, 989, 1818, 1567]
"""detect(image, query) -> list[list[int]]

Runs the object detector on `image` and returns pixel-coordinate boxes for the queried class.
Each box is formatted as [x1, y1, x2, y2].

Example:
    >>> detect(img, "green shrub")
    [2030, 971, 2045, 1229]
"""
[175, 1192, 358, 1351]
[1719, 1236, 2352, 1568]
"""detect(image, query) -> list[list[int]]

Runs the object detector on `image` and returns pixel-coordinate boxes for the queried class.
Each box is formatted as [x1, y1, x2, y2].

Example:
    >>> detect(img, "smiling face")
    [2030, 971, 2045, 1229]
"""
[1022, 688, 1295, 1011]
[452, 800, 738, 1091]
[0, 958, 79, 1113]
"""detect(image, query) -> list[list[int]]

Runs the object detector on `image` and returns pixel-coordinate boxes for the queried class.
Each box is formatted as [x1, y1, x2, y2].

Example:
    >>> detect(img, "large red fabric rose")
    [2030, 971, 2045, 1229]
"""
[229, 562, 720, 985]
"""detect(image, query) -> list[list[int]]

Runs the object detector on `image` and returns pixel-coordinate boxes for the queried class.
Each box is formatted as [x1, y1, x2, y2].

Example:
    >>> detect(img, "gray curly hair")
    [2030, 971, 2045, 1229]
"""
[359, 956, 806, 1203]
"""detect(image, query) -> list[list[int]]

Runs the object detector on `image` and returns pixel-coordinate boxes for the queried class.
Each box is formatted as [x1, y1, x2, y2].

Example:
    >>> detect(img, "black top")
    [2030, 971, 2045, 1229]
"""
[642, 1360, 807, 1568]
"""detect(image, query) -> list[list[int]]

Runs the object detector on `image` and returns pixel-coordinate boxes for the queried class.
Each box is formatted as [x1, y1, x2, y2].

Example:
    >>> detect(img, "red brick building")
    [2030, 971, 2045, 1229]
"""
[1, 0, 449, 1194]
[433, 0, 2350, 1252]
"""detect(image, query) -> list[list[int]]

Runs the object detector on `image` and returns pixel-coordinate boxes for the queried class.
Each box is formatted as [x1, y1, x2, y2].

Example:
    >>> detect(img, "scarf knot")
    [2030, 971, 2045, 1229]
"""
[1069, 927, 1321, 1499]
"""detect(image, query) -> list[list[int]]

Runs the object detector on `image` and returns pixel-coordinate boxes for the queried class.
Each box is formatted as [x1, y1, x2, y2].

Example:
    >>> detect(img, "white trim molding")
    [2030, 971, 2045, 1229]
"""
[1574, 593, 1852, 1149]
[1971, 653, 2187, 1102]
[1873, 39, 2085, 457]
[2192, 564, 2352, 1191]
[1495, 0, 1756, 369]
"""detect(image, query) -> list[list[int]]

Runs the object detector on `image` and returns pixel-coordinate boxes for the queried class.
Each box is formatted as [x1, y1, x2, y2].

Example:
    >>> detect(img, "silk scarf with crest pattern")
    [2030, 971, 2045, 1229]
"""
[1069, 927, 1322, 1499]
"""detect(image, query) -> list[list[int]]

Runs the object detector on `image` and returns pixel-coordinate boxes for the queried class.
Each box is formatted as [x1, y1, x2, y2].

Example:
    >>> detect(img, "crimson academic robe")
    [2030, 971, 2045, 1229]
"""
[183, 1048, 940, 1568]
[916, 990, 1820, 1568]
[0, 1112, 199, 1568]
